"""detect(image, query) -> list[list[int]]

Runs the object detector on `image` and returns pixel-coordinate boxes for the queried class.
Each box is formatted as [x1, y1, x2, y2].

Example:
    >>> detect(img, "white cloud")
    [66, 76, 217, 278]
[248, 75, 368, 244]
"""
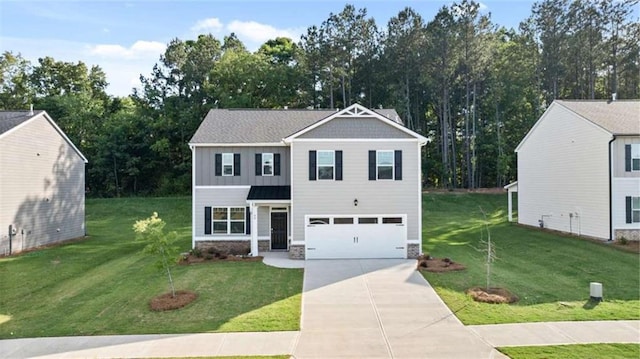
[89, 40, 165, 59]
[227, 20, 301, 44]
[191, 17, 224, 33]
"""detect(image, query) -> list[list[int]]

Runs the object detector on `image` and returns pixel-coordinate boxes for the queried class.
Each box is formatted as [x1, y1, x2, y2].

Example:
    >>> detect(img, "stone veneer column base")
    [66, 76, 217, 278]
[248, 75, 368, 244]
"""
[615, 229, 640, 241]
[195, 240, 250, 255]
[258, 240, 270, 252]
[407, 243, 421, 259]
[289, 244, 305, 259]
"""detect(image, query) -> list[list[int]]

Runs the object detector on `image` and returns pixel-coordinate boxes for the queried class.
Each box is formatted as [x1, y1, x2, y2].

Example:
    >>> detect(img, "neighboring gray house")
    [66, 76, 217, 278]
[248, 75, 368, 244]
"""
[0, 110, 88, 255]
[189, 104, 428, 259]
[513, 100, 640, 241]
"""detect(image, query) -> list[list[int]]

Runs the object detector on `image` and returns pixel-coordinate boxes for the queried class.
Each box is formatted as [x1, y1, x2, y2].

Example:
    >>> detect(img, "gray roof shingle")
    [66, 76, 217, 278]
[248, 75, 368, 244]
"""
[556, 100, 640, 135]
[189, 108, 402, 144]
[0, 111, 43, 135]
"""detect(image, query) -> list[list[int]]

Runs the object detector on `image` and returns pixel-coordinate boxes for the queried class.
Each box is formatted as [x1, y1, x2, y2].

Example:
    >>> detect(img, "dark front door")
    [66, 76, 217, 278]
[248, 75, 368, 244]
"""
[271, 212, 288, 250]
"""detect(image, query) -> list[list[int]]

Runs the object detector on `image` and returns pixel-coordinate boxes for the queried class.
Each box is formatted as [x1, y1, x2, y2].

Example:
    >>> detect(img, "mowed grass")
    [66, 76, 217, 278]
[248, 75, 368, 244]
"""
[0, 197, 302, 339]
[421, 192, 640, 324]
[499, 344, 640, 359]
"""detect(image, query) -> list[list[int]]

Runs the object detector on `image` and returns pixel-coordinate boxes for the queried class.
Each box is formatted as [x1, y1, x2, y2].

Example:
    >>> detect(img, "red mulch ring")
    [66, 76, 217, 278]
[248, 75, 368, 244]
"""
[179, 254, 263, 265]
[417, 255, 466, 272]
[150, 290, 197, 311]
[466, 287, 519, 304]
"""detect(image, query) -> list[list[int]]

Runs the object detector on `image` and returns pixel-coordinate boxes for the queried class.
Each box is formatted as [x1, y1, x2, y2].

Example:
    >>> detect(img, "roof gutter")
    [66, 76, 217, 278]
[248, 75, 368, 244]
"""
[608, 135, 616, 241]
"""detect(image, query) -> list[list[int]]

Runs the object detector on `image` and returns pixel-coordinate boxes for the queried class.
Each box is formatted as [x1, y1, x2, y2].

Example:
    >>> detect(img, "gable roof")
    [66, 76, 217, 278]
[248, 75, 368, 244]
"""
[556, 100, 640, 135]
[189, 106, 405, 145]
[284, 104, 428, 144]
[0, 110, 88, 163]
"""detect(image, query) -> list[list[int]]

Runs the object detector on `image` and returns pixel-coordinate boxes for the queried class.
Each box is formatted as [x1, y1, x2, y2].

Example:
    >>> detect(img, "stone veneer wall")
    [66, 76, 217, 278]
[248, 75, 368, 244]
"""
[615, 229, 640, 241]
[289, 244, 305, 259]
[195, 240, 250, 255]
[258, 240, 270, 252]
[407, 243, 420, 259]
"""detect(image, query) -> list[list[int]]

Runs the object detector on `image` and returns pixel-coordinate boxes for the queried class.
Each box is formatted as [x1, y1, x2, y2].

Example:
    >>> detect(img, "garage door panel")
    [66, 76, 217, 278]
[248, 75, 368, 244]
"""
[305, 215, 406, 259]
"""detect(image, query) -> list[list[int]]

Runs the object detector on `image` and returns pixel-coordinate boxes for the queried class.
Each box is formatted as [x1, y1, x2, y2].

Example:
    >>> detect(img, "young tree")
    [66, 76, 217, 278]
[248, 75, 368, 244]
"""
[133, 212, 179, 297]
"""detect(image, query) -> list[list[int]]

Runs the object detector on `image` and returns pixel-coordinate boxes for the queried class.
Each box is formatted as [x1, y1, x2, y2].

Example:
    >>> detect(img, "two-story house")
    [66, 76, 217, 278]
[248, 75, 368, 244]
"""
[514, 100, 640, 241]
[189, 104, 428, 259]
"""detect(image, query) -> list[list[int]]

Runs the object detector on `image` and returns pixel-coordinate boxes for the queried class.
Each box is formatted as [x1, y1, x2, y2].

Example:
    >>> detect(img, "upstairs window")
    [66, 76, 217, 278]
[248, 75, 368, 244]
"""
[309, 150, 342, 181]
[625, 144, 640, 172]
[376, 150, 394, 180]
[317, 150, 335, 180]
[262, 153, 274, 176]
[215, 153, 240, 176]
[222, 153, 234, 176]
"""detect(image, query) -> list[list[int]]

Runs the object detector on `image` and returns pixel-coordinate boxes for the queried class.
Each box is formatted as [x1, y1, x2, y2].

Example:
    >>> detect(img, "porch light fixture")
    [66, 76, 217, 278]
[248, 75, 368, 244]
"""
[354, 198, 358, 206]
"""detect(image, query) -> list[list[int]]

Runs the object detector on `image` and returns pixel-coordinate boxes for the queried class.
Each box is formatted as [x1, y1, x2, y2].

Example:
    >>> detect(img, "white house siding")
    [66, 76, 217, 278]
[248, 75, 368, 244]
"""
[516, 103, 612, 239]
[0, 115, 85, 254]
[193, 186, 250, 238]
[291, 140, 421, 244]
[613, 136, 640, 178]
[612, 178, 640, 230]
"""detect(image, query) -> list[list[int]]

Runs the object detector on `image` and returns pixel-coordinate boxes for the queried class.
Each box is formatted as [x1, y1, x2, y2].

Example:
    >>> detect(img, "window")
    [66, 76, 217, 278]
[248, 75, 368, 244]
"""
[309, 217, 330, 225]
[213, 207, 245, 234]
[262, 153, 274, 176]
[317, 150, 335, 180]
[358, 217, 378, 224]
[377, 150, 394, 180]
[334, 217, 354, 224]
[633, 197, 640, 223]
[632, 144, 640, 171]
[222, 153, 234, 176]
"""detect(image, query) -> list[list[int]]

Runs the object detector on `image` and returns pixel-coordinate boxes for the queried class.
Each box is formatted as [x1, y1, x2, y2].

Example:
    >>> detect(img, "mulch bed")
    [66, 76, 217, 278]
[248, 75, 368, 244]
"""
[417, 255, 466, 272]
[466, 287, 519, 304]
[610, 240, 640, 254]
[150, 290, 198, 311]
[179, 253, 263, 265]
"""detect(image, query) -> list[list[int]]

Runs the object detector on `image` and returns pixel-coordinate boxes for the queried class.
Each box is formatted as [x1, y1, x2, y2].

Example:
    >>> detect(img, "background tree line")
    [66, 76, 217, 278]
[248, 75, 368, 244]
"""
[1, 0, 638, 196]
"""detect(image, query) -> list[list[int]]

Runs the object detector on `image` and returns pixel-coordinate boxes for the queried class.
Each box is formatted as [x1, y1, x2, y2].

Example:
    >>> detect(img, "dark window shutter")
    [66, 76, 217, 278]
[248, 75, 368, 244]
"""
[234, 153, 241, 176]
[255, 153, 262, 176]
[214, 154, 222, 176]
[246, 207, 251, 234]
[368, 151, 376, 180]
[309, 150, 317, 181]
[394, 150, 403, 181]
[204, 206, 212, 234]
[625, 145, 632, 172]
[274, 153, 281, 176]
[626, 196, 633, 223]
[335, 150, 343, 181]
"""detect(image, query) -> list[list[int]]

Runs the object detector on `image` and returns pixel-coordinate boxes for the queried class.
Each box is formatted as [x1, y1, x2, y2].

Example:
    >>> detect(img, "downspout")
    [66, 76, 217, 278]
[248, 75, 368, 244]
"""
[608, 135, 616, 241]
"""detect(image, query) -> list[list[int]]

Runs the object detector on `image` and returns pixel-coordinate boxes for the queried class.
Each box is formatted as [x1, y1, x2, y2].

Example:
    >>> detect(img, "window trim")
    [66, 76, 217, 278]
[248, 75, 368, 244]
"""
[222, 153, 234, 176]
[262, 152, 274, 176]
[376, 150, 394, 180]
[317, 150, 335, 180]
[212, 207, 246, 234]
[632, 196, 640, 223]
[632, 144, 640, 172]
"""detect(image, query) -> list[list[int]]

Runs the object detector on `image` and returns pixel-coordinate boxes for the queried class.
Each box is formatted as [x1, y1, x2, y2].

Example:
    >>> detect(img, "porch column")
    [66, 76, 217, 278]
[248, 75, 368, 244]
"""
[250, 202, 258, 256]
[507, 191, 513, 222]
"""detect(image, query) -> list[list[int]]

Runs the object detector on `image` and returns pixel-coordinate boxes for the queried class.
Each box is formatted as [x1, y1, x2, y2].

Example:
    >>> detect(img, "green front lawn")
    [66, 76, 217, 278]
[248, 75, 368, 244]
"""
[421, 192, 640, 324]
[499, 344, 640, 359]
[0, 197, 302, 339]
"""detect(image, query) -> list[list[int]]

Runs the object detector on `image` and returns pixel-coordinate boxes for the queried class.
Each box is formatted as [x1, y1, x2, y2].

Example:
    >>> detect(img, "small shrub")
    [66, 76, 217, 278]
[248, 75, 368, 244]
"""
[618, 236, 629, 245]
[218, 253, 228, 260]
[191, 248, 203, 258]
[207, 247, 217, 255]
[205, 254, 213, 260]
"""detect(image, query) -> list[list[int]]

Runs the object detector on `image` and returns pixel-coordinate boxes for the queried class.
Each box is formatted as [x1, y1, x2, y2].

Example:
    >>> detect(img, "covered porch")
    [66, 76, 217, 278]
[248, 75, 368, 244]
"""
[247, 185, 292, 256]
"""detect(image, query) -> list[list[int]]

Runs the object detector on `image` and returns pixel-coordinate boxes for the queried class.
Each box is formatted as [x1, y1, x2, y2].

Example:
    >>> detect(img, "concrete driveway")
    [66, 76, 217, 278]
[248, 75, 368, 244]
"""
[293, 259, 507, 359]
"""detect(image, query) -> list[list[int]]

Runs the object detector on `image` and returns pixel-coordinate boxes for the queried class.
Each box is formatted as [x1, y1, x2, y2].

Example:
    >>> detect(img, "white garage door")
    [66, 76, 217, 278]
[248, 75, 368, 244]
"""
[305, 215, 407, 259]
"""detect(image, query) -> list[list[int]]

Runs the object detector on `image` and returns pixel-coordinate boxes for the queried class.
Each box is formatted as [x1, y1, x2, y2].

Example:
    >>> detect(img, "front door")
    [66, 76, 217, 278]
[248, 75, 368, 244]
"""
[271, 212, 288, 250]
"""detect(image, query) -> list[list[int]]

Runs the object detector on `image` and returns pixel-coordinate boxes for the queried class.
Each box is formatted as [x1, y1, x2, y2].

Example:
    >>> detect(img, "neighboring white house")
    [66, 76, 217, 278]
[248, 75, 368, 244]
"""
[514, 100, 640, 241]
[189, 104, 428, 259]
[0, 110, 88, 255]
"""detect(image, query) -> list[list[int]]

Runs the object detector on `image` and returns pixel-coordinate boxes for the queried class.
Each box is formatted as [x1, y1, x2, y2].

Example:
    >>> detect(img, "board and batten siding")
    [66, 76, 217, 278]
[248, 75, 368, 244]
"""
[0, 114, 85, 254]
[193, 187, 250, 237]
[516, 103, 611, 239]
[613, 136, 640, 178]
[290, 140, 421, 243]
[195, 146, 290, 186]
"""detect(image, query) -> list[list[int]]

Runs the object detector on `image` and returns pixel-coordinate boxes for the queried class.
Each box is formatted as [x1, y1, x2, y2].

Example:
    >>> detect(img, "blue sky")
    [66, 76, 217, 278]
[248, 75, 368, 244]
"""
[1, 0, 537, 97]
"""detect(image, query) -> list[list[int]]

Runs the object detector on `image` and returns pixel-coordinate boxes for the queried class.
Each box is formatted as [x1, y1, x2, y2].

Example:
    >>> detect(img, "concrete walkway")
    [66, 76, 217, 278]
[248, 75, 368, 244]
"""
[1, 259, 638, 359]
